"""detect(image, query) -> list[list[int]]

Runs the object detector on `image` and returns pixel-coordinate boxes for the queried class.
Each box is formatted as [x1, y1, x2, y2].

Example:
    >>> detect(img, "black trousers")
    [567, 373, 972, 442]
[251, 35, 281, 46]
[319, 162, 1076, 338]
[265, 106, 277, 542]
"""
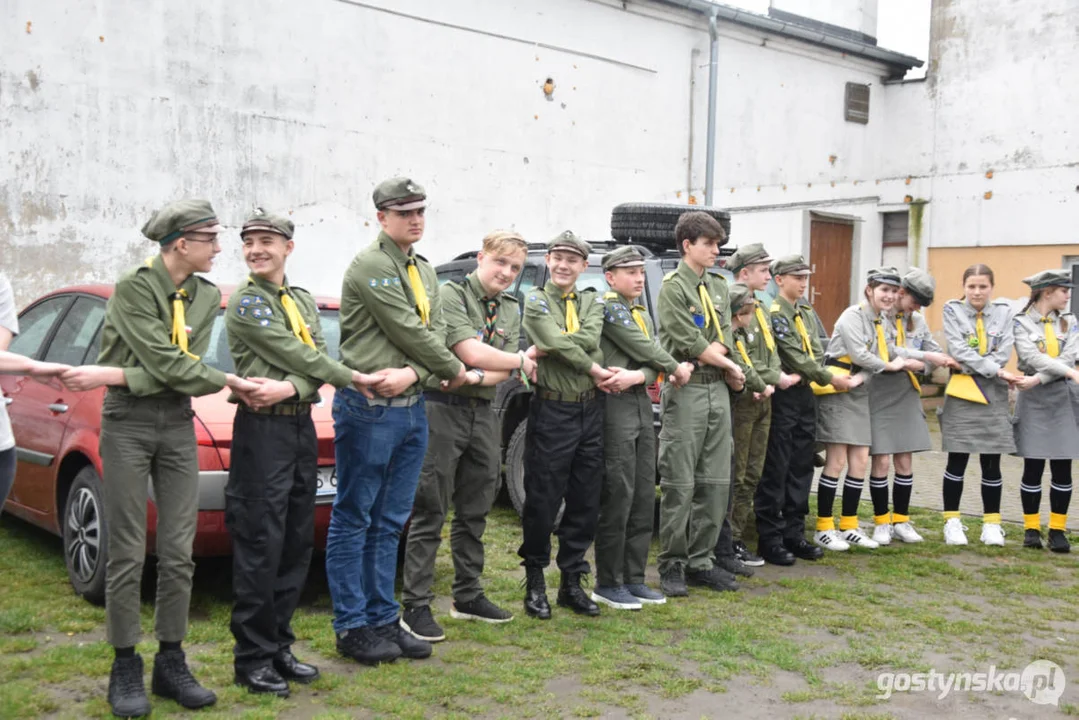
[518, 394, 604, 573]
[755, 384, 816, 548]
[226, 408, 317, 670]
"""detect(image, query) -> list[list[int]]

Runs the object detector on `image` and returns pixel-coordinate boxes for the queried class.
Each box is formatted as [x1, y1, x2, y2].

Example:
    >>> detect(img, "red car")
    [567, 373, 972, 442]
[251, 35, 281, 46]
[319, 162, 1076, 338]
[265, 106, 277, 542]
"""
[0, 284, 342, 604]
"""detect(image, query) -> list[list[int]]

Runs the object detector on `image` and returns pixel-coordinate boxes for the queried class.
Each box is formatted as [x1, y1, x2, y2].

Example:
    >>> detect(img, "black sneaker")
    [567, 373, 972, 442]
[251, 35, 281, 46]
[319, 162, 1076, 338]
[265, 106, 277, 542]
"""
[373, 621, 433, 659]
[108, 654, 152, 718]
[1024, 529, 1044, 549]
[733, 540, 765, 567]
[659, 566, 689, 597]
[336, 626, 402, 666]
[151, 649, 216, 710]
[685, 565, 739, 592]
[400, 605, 446, 642]
[451, 594, 514, 623]
[715, 554, 755, 578]
[1048, 529, 1071, 554]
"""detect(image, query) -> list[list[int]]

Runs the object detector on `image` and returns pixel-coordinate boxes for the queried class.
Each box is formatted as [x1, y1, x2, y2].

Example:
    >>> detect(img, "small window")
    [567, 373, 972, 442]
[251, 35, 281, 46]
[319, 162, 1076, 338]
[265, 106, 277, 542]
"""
[845, 82, 870, 124]
[43, 297, 106, 366]
[8, 296, 72, 360]
[882, 211, 909, 272]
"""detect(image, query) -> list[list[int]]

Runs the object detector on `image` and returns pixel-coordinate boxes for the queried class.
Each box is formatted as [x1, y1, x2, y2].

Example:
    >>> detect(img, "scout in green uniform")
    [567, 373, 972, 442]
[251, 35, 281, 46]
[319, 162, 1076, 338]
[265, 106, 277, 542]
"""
[400, 230, 535, 641]
[224, 209, 382, 696]
[591, 246, 692, 610]
[61, 200, 262, 717]
[519, 231, 613, 619]
[655, 211, 746, 597]
[327, 178, 468, 666]
[754, 255, 854, 566]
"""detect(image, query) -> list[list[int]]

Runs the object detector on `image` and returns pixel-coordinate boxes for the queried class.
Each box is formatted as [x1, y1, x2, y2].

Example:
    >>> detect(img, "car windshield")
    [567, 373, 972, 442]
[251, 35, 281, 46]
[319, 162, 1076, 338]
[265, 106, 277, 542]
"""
[575, 267, 607, 294]
[203, 309, 341, 373]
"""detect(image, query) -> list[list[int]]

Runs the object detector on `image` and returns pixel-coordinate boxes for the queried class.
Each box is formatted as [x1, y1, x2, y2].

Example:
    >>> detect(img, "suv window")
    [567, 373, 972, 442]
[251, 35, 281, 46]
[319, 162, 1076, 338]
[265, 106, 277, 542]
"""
[437, 269, 467, 286]
[43, 297, 107, 365]
[203, 309, 342, 373]
[515, 265, 539, 304]
[9, 296, 73, 360]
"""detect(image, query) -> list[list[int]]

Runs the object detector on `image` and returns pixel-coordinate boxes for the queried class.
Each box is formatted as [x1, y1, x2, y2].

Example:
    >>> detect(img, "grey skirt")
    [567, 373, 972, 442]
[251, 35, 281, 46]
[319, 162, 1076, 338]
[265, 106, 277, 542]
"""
[869, 371, 931, 455]
[816, 384, 871, 446]
[1014, 379, 1079, 460]
[938, 375, 1016, 454]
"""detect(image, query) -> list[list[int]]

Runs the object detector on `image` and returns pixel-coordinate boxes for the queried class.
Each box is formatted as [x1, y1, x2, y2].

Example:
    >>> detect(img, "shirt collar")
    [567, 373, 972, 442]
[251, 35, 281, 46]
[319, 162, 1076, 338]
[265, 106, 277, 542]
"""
[146, 254, 198, 299]
[466, 272, 498, 303]
[378, 230, 414, 265]
[248, 272, 289, 296]
[677, 259, 706, 285]
[545, 280, 577, 298]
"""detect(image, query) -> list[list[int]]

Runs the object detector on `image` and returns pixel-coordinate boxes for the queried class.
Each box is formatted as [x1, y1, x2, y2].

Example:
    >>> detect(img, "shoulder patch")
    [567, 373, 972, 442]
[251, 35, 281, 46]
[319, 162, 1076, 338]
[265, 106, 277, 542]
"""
[662, 271, 677, 282]
[603, 291, 618, 300]
[769, 302, 781, 313]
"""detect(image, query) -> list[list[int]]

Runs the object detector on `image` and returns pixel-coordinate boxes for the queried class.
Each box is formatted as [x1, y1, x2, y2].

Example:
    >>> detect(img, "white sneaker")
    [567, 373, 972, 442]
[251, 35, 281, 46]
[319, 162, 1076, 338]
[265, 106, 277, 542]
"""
[813, 529, 850, 551]
[980, 523, 1005, 547]
[872, 524, 893, 546]
[841, 528, 880, 549]
[943, 517, 968, 545]
[892, 522, 924, 543]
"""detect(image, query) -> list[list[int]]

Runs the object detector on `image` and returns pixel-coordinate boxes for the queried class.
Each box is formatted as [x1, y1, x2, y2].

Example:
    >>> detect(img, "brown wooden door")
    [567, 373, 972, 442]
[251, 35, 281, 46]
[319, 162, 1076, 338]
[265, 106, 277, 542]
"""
[808, 220, 853, 334]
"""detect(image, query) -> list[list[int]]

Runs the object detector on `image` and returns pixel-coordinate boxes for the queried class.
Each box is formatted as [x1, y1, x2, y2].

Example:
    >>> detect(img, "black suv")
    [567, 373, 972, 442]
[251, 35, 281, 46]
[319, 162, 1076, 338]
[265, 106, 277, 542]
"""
[435, 240, 735, 515]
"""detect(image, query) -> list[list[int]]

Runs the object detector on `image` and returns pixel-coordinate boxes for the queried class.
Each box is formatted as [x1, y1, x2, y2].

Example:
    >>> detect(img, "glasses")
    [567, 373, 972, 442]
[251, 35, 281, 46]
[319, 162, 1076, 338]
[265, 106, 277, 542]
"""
[184, 234, 222, 246]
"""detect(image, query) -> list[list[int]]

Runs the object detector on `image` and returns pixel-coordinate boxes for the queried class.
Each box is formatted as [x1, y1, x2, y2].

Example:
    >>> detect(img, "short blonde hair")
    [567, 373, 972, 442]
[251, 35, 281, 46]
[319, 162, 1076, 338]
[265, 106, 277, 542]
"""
[482, 230, 528, 258]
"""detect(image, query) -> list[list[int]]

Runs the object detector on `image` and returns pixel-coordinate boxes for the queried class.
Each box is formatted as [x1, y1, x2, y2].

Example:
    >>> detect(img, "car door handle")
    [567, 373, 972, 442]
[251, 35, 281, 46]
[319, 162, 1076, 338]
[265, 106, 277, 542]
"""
[48, 403, 69, 413]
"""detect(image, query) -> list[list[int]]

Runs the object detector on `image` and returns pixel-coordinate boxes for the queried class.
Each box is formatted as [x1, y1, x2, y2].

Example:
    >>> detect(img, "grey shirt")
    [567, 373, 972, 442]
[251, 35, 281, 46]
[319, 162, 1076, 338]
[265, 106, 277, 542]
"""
[941, 298, 1014, 378]
[1013, 306, 1079, 384]
[888, 309, 944, 371]
[824, 303, 894, 375]
[0, 276, 19, 452]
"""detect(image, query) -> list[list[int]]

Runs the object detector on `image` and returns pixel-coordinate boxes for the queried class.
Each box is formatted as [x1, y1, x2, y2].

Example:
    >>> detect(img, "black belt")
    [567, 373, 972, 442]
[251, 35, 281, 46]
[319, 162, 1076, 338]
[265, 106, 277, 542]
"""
[424, 391, 491, 408]
[241, 402, 311, 416]
[537, 388, 598, 403]
[825, 358, 862, 373]
[686, 371, 724, 385]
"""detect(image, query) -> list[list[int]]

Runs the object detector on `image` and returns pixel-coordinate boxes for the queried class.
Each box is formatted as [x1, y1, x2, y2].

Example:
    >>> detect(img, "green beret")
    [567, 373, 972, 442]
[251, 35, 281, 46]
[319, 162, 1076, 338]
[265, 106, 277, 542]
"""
[867, 266, 902, 287]
[770, 254, 812, 276]
[901, 267, 936, 306]
[546, 230, 590, 259]
[726, 242, 773, 274]
[141, 199, 223, 245]
[729, 282, 755, 310]
[241, 207, 295, 240]
[373, 177, 427, 211]
[1023, 269, 1074, 291]
[602, 245, 645, 271]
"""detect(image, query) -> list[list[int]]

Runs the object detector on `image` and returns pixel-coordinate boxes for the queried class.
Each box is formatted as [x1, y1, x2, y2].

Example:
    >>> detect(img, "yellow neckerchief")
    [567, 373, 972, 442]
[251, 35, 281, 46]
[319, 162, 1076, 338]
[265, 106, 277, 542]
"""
[406, 258, 431, 326]
[697, 281, 724, 342]
[1040, 312, 1060, 357]
[792, 304, 816, 361]
[975, 309, 988, 355]
[147, 257, 199, 360]
[736, 337, 753, 368]
[276, 283, 316, 349]
[894, 311, 922, 392]
[754, 300, 775, 352]
[562, 291, 580, 334]
[604, 292, 649, 337]
[874, 318, 890, 362]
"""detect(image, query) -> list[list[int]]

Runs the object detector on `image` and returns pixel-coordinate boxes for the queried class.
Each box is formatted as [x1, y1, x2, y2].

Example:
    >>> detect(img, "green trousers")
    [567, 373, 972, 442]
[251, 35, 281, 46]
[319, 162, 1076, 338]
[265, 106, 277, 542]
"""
[657, 380, 732, 573]
[730, 393, 772, 544]
[595, 390, 655, 587]
[100, 391, 199, 649]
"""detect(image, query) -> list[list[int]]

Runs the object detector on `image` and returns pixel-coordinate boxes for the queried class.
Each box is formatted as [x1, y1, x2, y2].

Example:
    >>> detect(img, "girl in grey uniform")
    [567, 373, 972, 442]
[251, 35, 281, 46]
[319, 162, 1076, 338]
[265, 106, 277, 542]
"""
[1012, 269, 1079, 554]
[938, 264, 1019, 547]
[869, 268, 958, 545]
[814, 267, 906, 551]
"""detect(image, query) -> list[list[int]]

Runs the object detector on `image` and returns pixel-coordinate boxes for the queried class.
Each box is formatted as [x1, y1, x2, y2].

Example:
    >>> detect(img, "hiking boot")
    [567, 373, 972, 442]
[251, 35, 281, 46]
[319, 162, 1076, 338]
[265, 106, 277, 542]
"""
[400, 604, 446, 642]
[733, 540, 765, 567]
[943, 517, 968, 545]
[108, 654, 151, 718]
[714, 554, 755, 578]
[557, 572, 600, 616]
[451, 594, 514, 623]
[590, 585, 643, 610]
[685, 565, 739, 592]
[980, 523, 1005, 547]
[840, 528, 880, 549]
[625, 583, 666, 605]
[892, 522, 924, 543]
[1024, 529, 1044, 549]
[659, 566, 689, 597]
[336, 626, 402, 665]
[813, 530, 849, 552]
[151, 649, 216, 710]
[523, 567, 551, 619]
[373, 621, 433, 659]
[872, 523, 893, 546]
[1048, 529, 1071, 554]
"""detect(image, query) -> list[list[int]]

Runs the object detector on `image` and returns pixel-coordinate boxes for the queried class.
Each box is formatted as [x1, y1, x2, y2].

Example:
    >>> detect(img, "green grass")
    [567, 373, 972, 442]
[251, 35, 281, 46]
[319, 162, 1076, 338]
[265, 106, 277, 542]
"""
[1, 502, 1077, 718]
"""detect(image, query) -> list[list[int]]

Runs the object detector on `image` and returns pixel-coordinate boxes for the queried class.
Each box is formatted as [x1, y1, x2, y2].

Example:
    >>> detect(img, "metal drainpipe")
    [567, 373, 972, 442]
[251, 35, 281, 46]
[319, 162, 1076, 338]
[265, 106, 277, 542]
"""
[704, 12, 718, 206]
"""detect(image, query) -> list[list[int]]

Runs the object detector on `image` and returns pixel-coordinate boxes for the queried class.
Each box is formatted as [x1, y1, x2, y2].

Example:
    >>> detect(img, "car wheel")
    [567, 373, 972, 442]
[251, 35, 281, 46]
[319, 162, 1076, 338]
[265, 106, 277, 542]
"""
[63, 466, 108, 605]
[611, 202, 732, 249]
[504, 420, 564, 525]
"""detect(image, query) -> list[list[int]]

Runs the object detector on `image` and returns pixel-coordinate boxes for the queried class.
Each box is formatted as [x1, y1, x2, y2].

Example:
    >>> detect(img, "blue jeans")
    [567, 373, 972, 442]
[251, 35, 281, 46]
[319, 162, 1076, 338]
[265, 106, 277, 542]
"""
[326, 388, 428, 633]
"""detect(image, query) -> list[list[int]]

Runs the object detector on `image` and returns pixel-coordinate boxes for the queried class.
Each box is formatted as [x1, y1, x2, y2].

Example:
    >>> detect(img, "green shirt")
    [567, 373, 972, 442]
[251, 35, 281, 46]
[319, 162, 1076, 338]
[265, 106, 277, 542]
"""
[224, 274, 354, 404]
[338, 232, 463, 394]
[739, 299, 783, 389]
[600, 290, 679, 385]
[523, 280, 604, 395]
[97, 255, 227, 398]
[769, 294, 833, 386]
[438, 273, 522, 401]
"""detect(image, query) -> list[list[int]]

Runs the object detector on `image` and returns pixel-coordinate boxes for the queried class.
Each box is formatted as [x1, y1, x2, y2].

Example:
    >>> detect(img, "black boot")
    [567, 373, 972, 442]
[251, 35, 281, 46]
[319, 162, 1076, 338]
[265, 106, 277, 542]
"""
[1024, 529, 1044, 549]
[1048, 529, 1071, 554]
[151, 649, 217, 710]
[556, 571, 600, 616]
[523, 567, 551, 619]
[108, 653, 151, 718]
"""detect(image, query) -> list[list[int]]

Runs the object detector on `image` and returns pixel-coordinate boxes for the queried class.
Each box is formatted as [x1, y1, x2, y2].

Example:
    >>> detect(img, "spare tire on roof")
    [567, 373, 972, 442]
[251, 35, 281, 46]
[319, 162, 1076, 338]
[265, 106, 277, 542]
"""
[611, 202, 732, 251]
